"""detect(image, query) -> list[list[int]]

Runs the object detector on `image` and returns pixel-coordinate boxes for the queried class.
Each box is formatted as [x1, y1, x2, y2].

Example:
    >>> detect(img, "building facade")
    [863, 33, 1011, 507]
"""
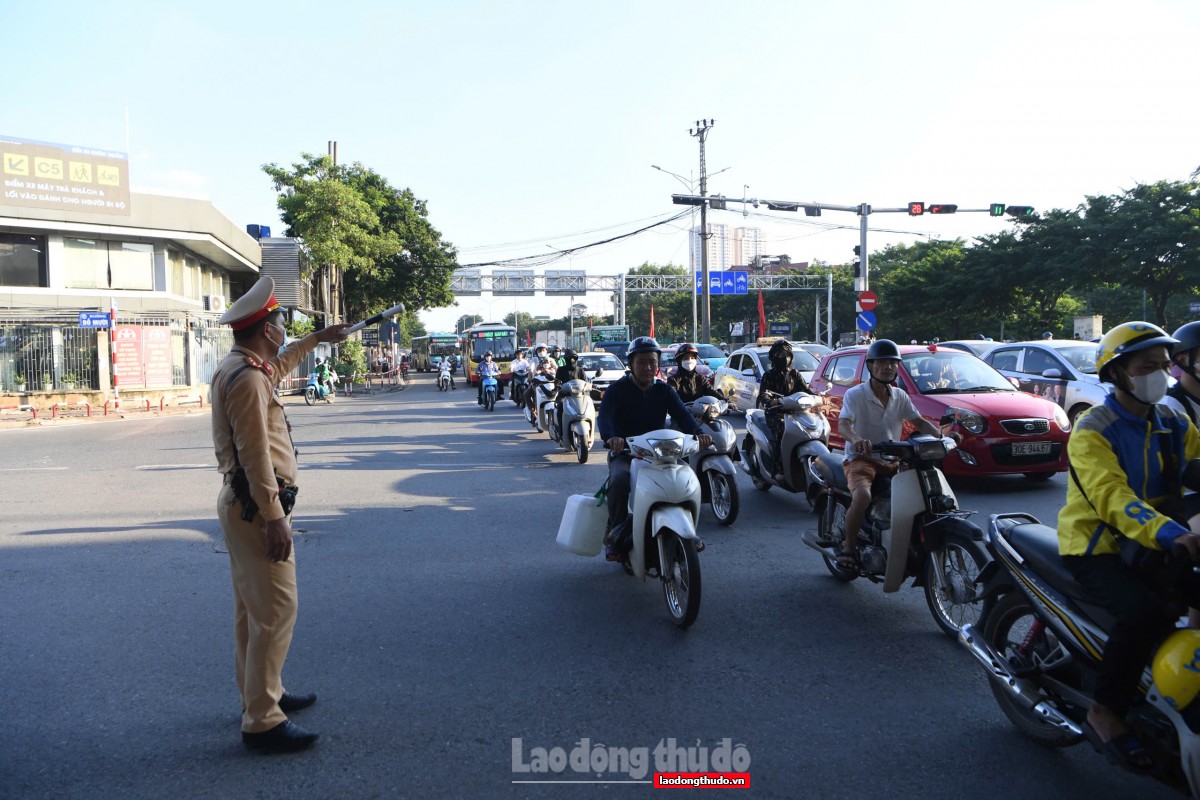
[689, 224, 763, 272]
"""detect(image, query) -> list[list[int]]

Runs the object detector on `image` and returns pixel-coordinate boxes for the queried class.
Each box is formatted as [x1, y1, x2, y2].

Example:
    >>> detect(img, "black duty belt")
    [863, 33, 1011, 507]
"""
[226, 468, 299, 521]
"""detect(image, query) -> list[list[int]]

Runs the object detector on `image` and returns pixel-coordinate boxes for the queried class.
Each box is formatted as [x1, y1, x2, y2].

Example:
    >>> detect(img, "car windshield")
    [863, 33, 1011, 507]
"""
[1053, 345, 1098, 374]
[660, 351, 677, 367]
[902, 352, 1014, 393]
[792, 350, 820, 371]
[695, 344, 723, 359]
[578, 354, 623, 372]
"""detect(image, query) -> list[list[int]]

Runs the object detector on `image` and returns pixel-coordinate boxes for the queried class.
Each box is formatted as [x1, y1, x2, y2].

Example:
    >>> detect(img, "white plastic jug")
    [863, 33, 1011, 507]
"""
[556, 494, 608, 557]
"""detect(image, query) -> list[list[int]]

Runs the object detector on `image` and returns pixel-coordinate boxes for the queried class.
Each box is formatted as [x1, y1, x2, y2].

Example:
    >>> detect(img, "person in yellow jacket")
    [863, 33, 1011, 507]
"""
[1059, 321, 1200, 771]
[212, 275, 350, 754]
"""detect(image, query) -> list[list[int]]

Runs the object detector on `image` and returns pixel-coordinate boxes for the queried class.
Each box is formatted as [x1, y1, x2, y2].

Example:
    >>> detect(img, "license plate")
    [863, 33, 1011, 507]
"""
[1012, 441, 1052, 456]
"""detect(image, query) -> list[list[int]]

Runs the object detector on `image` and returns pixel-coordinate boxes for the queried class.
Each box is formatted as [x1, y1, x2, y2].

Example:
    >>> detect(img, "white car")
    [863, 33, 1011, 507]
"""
[984, 340, 1110, 424]
[577, 352, 627, 398]
[713, 345, 821, 410]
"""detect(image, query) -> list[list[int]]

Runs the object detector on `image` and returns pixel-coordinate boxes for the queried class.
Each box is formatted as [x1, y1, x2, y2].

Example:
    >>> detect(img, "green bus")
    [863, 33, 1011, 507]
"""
[411, 333, 461, 372]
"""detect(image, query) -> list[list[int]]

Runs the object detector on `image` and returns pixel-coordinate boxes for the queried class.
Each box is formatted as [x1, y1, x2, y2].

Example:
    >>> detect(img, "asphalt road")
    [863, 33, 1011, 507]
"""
[0, 377, 1177, 799]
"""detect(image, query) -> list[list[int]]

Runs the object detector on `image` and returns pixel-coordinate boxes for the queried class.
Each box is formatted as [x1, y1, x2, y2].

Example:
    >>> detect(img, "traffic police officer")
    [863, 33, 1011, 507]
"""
[211, 275, 349, 753]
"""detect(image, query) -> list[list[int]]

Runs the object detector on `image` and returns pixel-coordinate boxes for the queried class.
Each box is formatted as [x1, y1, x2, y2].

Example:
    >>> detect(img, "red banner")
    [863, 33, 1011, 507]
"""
[649, 305, 656, 338]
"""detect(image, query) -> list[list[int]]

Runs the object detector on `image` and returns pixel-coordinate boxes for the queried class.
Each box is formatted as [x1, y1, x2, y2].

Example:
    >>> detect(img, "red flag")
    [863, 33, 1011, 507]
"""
[649, 305, 656, 338]
[757, 290, 766, 338]
[526, 330, 531, 346]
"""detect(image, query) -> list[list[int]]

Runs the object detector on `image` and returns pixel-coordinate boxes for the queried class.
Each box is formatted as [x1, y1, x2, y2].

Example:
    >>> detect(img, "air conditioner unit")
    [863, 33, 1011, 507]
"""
[205, 295, 227, 313]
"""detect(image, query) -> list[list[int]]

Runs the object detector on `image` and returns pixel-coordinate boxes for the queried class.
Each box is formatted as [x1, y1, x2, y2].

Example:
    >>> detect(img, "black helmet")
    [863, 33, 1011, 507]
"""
[865, 339, 902, 362]
[767, 339, 792, 359]
[484, 350, 494, 359]
[1042, 331, 1054, 339]
[1173, 322, 1200, 363]
[564, 348, 578, 363]
[676, 342, 699, 358]
[627, 336, 661, 359]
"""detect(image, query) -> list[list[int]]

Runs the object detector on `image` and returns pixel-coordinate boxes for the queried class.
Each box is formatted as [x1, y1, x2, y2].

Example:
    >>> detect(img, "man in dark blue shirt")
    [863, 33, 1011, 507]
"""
[598, 337, 711, 561]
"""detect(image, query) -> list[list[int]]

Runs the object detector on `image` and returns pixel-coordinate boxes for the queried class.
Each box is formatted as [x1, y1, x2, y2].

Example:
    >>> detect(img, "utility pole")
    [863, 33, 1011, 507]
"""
[691, 119, 715, 344]
[327, 140, 342, 325]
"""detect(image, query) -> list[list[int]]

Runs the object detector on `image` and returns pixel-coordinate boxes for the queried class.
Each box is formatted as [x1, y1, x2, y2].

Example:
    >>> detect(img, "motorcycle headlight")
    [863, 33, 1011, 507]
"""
[945, 406, 986, 435]
[1053, 404, 1071, 432]
[645, 437, 684, 460]
[913, 437, 949, 460]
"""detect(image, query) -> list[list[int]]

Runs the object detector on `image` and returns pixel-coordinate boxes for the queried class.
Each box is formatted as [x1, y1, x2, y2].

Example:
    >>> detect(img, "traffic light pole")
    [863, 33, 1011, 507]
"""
[691, 119, 715, 344]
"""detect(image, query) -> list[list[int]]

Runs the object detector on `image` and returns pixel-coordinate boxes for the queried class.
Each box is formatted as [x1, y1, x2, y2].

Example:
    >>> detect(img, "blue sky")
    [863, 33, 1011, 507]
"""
[4, 0, 1198, 332]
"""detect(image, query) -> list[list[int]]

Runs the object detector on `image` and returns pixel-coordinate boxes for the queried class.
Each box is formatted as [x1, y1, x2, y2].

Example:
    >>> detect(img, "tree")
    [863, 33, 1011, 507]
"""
[622, 262, 693, 342]
[262, 153, 458, 323]
[456, 314, 482, 334]
[1081, 180, 1200, 328]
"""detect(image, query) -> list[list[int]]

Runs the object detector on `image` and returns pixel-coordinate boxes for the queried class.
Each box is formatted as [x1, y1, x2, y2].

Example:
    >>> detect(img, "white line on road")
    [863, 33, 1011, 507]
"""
[134, 464, 214, 471]
[0, 467, 68, 471]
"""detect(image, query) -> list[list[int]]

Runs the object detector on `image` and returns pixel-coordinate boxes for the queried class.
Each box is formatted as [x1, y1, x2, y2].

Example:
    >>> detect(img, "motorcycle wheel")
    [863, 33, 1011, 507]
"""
[661, 532, 702, 629]
[577, 435, 589, 464]
[981, 592, 1086, 748]
[743, 440, 771, 491]
[514, 389, 523, 407]
[819, 498, 857, 582]
[304, 386, 317, 406]
[923, 533, 989, 639]
[485, 390, 495, 411]
[707, 470, 740, 526]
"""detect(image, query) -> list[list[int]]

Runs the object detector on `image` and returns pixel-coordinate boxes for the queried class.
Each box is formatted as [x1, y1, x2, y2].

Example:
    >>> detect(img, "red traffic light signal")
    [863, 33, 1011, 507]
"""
[928, 204, 958, 214]
[907, 202, 924, 216]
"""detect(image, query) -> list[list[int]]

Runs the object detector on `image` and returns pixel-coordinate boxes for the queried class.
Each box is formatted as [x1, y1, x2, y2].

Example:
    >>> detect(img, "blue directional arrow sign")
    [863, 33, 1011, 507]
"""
[856, 311, 877, 331]
[708, 273, 724, 295]
[732, 271, 748, 295]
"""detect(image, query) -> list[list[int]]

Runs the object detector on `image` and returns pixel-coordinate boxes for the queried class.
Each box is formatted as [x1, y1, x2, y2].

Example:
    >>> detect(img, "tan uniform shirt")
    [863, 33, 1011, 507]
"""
[212, 335, 317, 521]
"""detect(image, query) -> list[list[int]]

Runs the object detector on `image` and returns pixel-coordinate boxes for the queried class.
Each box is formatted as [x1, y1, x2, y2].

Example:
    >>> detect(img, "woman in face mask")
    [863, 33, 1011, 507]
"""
[756, 339, 810, 410]
[1057, 321, 1200, 771]
[668, 343, 721, 403]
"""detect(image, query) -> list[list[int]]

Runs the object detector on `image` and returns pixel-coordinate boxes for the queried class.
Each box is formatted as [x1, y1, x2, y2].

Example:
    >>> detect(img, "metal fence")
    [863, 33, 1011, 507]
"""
[0, 314, 235, 393]
[0, 323, 100, 392]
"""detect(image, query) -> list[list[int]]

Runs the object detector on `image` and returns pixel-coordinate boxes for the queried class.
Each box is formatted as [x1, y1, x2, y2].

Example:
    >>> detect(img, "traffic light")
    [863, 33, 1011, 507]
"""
[672, 194, 703, 206]
[708, 196, 727, 210]
[853, 245, 861, 257]
[1006, 205, 1036, 217]
[928, 204, 958, 214]
[803, 205, 821, 217]
[907, 202, 925, 216]
[989, 203, 1005, 216]
[852, 260, 861, 278]
[765, 201, 799, 212]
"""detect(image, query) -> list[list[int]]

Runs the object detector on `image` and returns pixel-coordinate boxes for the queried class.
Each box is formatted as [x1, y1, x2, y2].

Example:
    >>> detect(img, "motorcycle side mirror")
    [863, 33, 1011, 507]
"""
[939, 413, 956, 426]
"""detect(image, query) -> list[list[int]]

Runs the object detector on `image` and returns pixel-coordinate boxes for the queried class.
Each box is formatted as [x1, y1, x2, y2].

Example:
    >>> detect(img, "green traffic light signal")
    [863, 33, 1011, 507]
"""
[990, 203, 1005, 216]
[1006, 205, 1035, 217]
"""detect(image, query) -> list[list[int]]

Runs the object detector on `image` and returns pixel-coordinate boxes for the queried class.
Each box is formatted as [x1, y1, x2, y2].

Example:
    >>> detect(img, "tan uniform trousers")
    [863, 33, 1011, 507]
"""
[218, 483, 298, 733]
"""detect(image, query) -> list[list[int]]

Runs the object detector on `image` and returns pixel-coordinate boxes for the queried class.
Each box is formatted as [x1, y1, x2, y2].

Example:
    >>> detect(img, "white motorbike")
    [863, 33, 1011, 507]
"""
[548, 378, 598, 463]
[683, 396, 741, 526]
[619, 429, 704, 628]
[437, 362, 453, 391]
[526, 374, 559, 433]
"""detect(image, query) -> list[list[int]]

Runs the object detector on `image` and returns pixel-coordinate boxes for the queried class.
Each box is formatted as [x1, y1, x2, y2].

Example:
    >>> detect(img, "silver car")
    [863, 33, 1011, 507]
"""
[577, 352, 627, 399]
[984, 340, 1109, 424]
[713, 345, 820, 410]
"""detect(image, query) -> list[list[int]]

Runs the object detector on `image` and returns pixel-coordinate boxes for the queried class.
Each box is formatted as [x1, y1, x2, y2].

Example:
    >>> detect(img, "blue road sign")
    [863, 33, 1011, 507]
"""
[79, 312, 110, 328]
[708, 273, 724, 295]
[695, 273, 704, 294]
[732, 271, 748, 294]
[768, 322, 792, 337]
[856, 311, 877, 331]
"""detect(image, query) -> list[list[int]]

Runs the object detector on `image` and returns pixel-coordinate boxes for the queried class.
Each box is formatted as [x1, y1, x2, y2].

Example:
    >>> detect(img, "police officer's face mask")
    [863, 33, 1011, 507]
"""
[265, 321, 286, 354]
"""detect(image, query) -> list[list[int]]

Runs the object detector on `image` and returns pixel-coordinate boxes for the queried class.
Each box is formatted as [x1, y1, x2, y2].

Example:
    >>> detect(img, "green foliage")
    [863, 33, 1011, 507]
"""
[335, 338, 368, 384]
[286, 317, 315, 338]
[262, 154, 458, 322]
[623, 262, 692, 341]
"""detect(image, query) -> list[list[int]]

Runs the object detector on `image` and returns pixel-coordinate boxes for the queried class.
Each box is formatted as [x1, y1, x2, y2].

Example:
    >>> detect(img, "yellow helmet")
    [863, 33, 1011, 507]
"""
[1152, 629, 1200, 710]
[1095, 321, 1178, 383]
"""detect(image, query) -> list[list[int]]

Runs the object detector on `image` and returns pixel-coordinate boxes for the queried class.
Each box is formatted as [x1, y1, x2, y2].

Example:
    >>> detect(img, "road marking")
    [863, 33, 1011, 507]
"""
[134, 464, 214, 471]
[0, 467, 67, 471]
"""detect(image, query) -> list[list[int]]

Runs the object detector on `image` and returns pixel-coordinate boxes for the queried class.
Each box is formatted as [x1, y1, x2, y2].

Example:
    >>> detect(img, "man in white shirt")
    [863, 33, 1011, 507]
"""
[836, 339, 950, 571]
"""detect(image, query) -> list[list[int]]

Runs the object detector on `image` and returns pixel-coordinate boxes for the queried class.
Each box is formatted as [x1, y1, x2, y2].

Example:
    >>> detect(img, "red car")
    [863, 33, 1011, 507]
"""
[807, 344, 1070, 480]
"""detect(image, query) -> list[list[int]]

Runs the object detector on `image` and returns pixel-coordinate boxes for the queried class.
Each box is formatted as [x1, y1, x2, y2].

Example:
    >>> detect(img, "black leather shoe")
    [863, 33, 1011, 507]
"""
[242, 720, 319, 753]
[279, 692, 317, 713]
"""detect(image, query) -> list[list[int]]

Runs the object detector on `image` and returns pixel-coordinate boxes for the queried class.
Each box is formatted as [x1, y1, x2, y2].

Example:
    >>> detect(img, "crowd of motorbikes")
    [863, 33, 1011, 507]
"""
[424, 353, 1200, 795]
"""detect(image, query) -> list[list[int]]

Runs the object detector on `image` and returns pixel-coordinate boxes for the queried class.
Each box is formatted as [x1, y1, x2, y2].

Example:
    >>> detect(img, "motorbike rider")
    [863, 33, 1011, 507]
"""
[598, 336, 712, 562]
[1165, 321, 1200, 427]
[756, 339, 813, 476]
[438, 355, 457, 390]
[552, 346, 565, 367]
[476, 351, 500, 404]
[553, 349, 589, 438]
[314, 358, 334, 397]
[836, 339, 954, 571]
[510, 348, 531, 399]
[1059, 321, 1200, 771]
[668, 342, 722, 403]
